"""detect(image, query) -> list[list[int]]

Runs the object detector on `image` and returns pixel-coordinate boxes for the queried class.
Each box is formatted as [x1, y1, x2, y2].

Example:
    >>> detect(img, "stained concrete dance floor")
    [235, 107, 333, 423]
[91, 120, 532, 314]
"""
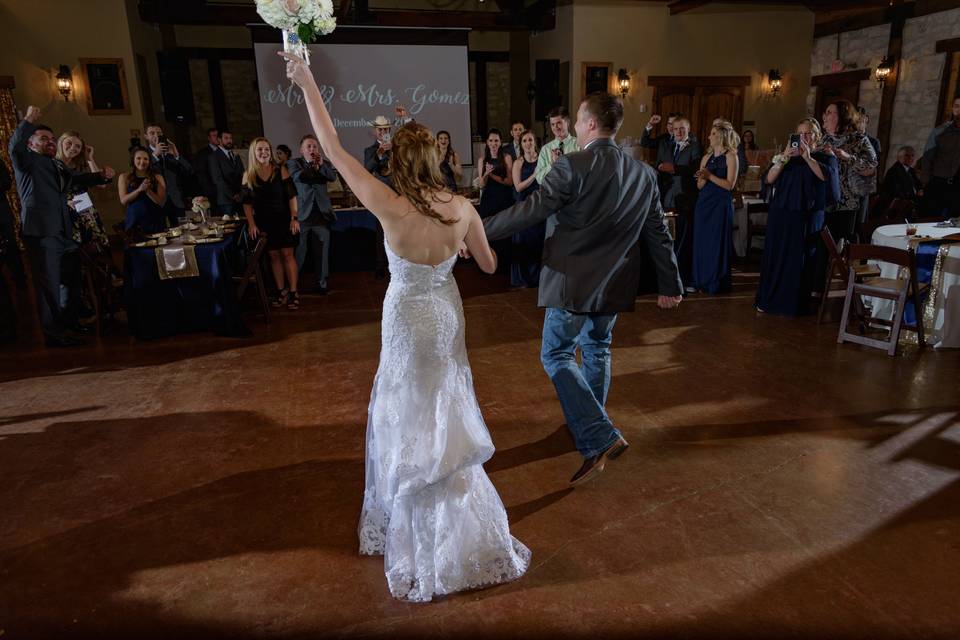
[1, 265, 959, 639]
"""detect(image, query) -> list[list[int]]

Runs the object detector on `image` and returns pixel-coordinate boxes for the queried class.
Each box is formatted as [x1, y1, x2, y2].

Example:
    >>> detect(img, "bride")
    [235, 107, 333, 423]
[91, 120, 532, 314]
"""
[281, 52, 530, 602]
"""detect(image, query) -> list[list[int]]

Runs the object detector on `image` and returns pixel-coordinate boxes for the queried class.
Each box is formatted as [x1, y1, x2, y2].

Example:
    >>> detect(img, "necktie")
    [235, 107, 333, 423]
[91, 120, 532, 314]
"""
[673, 142, 680, 163]
[54, 159, 68, 192]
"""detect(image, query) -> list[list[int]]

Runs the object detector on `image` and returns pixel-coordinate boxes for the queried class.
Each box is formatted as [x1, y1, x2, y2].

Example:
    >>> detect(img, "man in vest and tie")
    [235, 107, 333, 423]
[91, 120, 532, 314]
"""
[209, 129, 244, 216]
[655, 117, 701, 289]
[9, 106, 115, 347]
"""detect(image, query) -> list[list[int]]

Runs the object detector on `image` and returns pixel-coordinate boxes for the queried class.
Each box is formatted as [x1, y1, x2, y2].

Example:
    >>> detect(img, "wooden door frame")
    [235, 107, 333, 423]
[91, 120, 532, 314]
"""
[649, 76, 750, 142]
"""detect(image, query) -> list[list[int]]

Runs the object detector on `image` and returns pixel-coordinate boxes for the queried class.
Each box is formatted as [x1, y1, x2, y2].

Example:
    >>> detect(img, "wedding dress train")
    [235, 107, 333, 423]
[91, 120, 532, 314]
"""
[358, 241, 530, 602]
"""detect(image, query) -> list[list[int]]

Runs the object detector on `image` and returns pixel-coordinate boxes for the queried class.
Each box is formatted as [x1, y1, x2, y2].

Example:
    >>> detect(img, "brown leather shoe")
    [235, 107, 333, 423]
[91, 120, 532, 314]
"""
[569, 436, 629, 487]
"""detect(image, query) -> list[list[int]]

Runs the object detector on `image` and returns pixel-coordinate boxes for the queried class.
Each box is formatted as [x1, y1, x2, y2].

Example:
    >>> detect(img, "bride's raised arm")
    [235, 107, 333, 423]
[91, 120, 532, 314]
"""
[279, 51, 404, 220]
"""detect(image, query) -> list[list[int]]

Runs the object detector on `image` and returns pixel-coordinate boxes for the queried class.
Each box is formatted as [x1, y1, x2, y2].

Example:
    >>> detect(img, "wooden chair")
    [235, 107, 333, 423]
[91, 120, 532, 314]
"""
[233, 234, 270, 322]
[817, 227, 881, 324]
[745, 201, 769, 254]
[837, 243, 926, 356]
[78, 244, 124, 336]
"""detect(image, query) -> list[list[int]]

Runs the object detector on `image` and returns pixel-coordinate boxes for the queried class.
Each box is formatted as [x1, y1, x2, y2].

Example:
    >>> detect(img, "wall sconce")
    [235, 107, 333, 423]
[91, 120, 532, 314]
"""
[767, 69, 783, 98]
[617, 68, 630, 99]
[526, 80, 537, 104]
[55, 65, 73, 101]
[875, 56, 894, 87]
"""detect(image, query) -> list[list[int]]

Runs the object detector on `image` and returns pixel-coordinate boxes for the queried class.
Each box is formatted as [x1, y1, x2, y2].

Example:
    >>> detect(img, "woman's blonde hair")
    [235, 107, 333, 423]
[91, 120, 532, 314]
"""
[389, 122, 457, 226]
[711, 121, 740, 155]
[244, 137, 274, 186]
[56, 130, 87, 172]
[797, 117, 823, 146]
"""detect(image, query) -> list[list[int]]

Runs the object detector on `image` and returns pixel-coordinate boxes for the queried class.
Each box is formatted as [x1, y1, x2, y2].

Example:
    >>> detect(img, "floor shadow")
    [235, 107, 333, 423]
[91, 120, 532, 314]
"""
[507, 488, 574, 525]
[485, 424, 577, 474]
[0, 405, 104, 427]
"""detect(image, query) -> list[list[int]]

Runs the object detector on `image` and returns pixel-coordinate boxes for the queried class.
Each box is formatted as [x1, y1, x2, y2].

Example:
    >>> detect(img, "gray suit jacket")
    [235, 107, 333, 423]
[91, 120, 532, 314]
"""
[9, 120, 108, 239]
[288, 157, 337, 222]
[484, 137, 682, 313]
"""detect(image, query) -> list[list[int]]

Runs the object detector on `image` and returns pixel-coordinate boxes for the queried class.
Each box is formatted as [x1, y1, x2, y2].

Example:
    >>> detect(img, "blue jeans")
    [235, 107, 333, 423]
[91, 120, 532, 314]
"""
[541, 307, 622, 459]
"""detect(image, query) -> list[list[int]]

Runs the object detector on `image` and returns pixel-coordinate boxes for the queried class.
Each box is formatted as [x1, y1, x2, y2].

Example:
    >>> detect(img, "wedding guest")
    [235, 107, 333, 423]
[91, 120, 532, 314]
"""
[118, 147, 166, 233]
[364, 115, 393, 188]
[855, 108, 881, 223]
[144, 123, 193, 226]
[276, 144, 292, 166]
[510, 130, 542, 288]
[921, 96, 960, 219]
[658, 117, 702, 288]
[436, 130, 461, 192]
[9, 106, 114, 347]
[742, 130, 758, 151]
[878, 146, 922, 219]
[691, 121, 739, 294]
[193, 127, 220, 200]
[289, 134, 337, 295]
[755, 118, 838, 315]
[0, 155, 26, 289]
[640, 112, 681, 152]
[535, 107, 579, 184]
[242, 137, 301, 310]
[476, 128, 514, 217]
[821, 100, 877, 242]
[506, 121, 525, 159]
[209, 129, 244, 216]
[56, 132, 110, 251]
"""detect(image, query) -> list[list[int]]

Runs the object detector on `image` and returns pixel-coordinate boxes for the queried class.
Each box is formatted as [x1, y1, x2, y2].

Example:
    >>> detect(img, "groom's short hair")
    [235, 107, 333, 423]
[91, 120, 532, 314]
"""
[581, 93, 624, 135]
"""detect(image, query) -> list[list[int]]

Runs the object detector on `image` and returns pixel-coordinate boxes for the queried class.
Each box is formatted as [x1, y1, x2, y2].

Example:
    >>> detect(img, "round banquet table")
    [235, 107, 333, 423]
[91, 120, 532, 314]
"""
[870, 223, 960, 349]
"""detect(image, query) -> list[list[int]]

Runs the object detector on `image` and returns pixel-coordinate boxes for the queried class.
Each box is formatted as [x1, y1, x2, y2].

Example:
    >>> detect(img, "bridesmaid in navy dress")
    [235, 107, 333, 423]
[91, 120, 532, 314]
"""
[755, 118, 840, 315]
[691, 122, 739, 294]
[118, 147, 166, 233]
[509, 130, 543, 287]
[476, 128, 514, 218]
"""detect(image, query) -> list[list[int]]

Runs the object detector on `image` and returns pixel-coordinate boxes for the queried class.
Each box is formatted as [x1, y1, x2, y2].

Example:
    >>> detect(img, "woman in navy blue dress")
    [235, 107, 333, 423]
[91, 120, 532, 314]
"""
[118, 147, 166, 233]
[691, 121, 739, 294]
[509, 130, 543, 287]
[756, 118, 840, 315]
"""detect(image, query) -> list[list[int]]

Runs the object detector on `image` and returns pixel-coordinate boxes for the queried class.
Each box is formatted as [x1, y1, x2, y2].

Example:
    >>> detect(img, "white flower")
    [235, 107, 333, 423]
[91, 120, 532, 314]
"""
[256, 0, 336, 37]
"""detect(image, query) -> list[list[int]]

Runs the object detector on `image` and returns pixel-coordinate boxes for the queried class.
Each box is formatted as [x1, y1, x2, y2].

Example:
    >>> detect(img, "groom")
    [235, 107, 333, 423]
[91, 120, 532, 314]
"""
[481, 93, 683, 487]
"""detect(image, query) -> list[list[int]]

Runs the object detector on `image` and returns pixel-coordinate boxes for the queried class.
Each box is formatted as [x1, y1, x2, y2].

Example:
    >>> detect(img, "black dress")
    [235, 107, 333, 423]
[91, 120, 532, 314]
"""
[477, 154, 514, 218]
[242, 166, 298, 250]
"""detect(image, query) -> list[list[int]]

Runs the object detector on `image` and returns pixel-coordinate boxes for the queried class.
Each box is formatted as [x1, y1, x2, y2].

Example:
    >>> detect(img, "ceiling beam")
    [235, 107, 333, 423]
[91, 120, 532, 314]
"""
[667, 0, 710, 14]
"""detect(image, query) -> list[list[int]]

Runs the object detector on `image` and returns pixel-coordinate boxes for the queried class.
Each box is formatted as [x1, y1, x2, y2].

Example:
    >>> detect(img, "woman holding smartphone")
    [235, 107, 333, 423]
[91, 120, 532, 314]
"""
[756, 118, 839, 315]
[118, 146, 166, 233]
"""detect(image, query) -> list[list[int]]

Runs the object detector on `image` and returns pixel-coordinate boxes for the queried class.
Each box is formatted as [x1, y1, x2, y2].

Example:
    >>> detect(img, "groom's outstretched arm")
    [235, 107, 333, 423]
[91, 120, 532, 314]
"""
[483, 157, 576, 242]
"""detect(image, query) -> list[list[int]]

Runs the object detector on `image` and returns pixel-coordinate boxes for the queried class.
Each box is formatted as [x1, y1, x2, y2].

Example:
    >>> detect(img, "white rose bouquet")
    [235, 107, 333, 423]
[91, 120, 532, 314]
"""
[256, 0, 336, 65]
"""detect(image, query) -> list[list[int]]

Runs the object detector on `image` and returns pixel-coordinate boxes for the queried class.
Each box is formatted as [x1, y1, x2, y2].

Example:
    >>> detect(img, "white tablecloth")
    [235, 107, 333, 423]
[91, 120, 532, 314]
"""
[871, 223, 960, 349]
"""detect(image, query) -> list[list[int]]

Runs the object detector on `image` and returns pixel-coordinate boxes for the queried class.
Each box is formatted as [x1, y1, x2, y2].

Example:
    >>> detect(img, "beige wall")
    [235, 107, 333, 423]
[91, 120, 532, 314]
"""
[531, 0, 813, 148]
[0, 0, 149, 226]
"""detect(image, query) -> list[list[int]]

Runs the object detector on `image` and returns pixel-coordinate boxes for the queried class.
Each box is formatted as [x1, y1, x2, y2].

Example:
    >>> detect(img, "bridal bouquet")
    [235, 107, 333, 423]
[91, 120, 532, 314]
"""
[191, 196, 211, 216]
[256, 0, 337, 65]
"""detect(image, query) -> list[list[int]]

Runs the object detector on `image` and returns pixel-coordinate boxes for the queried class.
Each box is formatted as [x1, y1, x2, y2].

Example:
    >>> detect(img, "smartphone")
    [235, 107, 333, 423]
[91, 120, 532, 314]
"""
[158, 134, 168, 145]
[556, 145, 564, 157]
[788, 133, 801, 149]
[382, 132, 392, 144]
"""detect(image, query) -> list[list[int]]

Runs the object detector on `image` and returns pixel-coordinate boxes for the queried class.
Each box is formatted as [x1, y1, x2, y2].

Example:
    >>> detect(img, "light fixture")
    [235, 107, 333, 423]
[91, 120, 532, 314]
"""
[876, 56, 894, 87]
[55, 65, 73, 101]
[767, 69, 783, 98]
[617, 68, 630, 99]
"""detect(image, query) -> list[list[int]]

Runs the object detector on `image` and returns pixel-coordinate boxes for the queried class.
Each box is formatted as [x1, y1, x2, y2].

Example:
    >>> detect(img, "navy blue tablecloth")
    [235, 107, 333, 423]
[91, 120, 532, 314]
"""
[124, 236, 249, 340]
[330, 208, 379, 272]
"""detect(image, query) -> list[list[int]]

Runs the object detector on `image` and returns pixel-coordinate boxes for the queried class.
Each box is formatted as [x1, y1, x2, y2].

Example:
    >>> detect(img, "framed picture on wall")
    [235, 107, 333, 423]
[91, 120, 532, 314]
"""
[79, 58, 131, 115]
[581, 62, 612, 98]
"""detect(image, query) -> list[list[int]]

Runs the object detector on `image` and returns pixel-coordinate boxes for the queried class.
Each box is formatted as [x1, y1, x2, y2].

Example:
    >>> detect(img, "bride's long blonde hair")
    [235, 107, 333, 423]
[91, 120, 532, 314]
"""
[389, 123, 457, 226]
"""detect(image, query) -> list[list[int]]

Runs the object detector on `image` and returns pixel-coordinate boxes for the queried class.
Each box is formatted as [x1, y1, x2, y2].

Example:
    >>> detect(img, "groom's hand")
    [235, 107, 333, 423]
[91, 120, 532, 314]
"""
[657, 295, 682, 309]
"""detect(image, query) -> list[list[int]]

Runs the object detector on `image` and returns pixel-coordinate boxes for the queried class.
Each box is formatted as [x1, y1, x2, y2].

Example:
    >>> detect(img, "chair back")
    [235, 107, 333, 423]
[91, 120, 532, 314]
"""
[847, 243, 913, 269]
[236, 233, 268, 300]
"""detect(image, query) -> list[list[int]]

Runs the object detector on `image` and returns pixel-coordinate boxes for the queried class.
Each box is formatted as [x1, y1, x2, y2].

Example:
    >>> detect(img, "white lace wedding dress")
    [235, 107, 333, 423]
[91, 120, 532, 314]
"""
[358, 241, 530, 602]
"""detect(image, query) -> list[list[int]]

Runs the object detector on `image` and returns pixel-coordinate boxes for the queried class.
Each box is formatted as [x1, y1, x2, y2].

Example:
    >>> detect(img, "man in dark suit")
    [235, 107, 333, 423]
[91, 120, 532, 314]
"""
[482, 93, 683, 487]
[193, 127, 220, 201]
[655, 117, 701, 289]
[9, 106, 114, 347]
[144, 123, 194, 226]
[639, 111, 680, 155]
[363, 115, 394, 188]
[289, 134, 338, 294]
[506, 120, 526, 160]
[878, 145, 922, 218]
[209, 130, 244, 216]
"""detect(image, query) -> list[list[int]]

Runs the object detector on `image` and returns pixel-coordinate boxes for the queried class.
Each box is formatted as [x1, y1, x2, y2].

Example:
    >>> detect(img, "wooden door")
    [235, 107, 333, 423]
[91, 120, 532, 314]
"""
[693, 86, 743, 144]
[811, 69, 870, 122]
[650, 76, 749, 148]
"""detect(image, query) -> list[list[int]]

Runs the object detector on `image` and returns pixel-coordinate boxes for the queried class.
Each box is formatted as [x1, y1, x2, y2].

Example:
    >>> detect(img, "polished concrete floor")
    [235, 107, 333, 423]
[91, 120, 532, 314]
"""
[1, 265, 959, 639]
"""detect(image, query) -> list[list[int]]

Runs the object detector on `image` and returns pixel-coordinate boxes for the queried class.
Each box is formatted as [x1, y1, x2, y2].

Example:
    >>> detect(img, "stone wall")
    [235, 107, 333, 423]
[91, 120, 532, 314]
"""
[810, 7, 960, 169]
